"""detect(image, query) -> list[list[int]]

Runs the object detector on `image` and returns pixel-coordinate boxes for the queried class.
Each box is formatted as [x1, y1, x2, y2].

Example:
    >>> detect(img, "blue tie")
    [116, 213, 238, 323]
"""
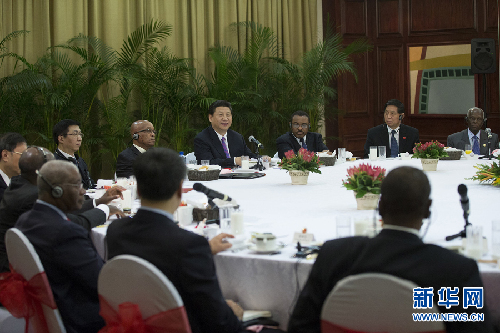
[390, 130, 399, 157]
[472, 135, 480, 155]
[300, 138, 308, 150]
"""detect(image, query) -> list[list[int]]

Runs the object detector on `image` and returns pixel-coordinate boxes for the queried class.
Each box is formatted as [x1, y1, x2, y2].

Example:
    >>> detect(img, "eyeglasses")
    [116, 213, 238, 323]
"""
[136, 128, 157, 135]
[292, 123, 309, 129]
[66, 132, 84, 138]
[11, 151, 23, 155]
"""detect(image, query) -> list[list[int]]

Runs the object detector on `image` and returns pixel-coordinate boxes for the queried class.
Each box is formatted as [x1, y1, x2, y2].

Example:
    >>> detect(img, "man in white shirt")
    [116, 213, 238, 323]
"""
[115, 120, 156, 178]
[0, 132, 27, 201]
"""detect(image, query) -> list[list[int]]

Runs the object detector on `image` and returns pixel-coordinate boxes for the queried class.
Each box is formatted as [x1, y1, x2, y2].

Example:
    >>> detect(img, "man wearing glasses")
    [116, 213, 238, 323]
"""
[276, 111, 329, 159]
[363, 99, 420, 159]
[53, 119, 95, 189]
[447, 107, 499, 156]
[0, 132, 27, 201]
[116, 120, 156, 178]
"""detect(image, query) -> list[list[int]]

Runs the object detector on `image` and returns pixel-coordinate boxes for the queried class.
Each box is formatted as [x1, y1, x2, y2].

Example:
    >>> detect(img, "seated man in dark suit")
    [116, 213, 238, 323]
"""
[447, 107, 499, 155]
[15, 160, 105, 333]
[194, 100, 269, 167]
[363, 99, 420, 158]
[115, 120, 156, 178]
[0, 147, 123, 273]
[107, 148, 280, 333]
[53, 119, 94, 189]
[276, 110, 329, 158]
[288, 166, 493, 333]
[0, 132, 27, 201]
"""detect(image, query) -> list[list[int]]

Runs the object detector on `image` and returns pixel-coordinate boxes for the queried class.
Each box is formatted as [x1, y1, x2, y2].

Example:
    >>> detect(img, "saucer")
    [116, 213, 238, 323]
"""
[248, 245, 280, 254]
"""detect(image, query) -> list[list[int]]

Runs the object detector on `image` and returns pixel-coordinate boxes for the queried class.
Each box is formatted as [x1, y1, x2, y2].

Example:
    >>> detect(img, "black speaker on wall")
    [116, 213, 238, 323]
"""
[471, 38, 496, 74]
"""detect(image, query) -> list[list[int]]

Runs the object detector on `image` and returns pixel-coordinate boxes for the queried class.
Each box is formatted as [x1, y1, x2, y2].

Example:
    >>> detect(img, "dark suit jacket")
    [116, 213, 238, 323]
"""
[0, 176, 106, 273]
[0, 176, 7, 203]
[447, 129, 499, 155]
[288, 229, 494, 333]
[106, 208, 244, 333]
[15, 202, 105, 333]
[115, 146, 141, 178]
[363, 124, 420, 158]
[276, 132, 328, 159]
[54, 149, 95, 189]
[194, 126, 256, 167]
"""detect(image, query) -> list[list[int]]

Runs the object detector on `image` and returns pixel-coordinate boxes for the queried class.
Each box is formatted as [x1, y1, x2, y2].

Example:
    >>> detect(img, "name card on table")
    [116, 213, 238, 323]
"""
[293, 232, 315, 244]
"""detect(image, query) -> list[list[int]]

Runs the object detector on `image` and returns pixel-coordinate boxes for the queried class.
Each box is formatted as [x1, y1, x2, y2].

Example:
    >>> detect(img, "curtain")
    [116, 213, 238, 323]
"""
[0, 0, 320, 78]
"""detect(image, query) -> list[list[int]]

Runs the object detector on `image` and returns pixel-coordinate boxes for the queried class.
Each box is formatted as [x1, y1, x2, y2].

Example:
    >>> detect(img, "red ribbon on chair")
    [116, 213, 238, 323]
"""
[0, 266, 57, 333]
[98, 296, 192, 333]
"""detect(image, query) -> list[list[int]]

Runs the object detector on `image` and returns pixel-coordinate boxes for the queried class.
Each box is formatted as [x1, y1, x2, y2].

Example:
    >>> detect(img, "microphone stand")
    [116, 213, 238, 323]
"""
[445, 207, 471, 241]
[478, 130, 493, 160]
[251, 144, 265, 171]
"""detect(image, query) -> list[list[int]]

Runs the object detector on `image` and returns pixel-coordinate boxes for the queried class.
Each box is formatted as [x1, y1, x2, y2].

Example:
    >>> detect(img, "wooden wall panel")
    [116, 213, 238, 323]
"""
[377, 0, 402, 37]
[409, 0, 477, 34]
[485, 0, 498, 33]
[377, 47, 404, 122]
[342, 0, 367, 36]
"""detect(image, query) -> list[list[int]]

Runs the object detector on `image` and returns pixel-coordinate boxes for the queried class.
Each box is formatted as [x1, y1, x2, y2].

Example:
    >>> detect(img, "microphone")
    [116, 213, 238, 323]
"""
[193, 183, 232, 202]
[248, 135, 264, 149]
[486, 128, 492, 139]
[458, 184, 469, 217]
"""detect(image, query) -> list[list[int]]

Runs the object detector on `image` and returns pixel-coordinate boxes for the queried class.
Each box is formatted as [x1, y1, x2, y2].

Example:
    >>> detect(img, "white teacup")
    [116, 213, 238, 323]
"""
[255, 233, 277, 251]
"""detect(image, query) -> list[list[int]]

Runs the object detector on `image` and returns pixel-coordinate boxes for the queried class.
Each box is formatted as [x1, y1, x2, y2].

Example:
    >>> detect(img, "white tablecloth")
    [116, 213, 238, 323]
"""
[92, 158, 500, 330]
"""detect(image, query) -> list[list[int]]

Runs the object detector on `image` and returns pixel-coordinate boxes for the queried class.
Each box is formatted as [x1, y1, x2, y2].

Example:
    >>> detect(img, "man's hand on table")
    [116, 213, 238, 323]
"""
[226, 299, 244, 320]
[108, 205, 126, 219]
[209, 233, 234, 254]
[96, 185, 126, 205]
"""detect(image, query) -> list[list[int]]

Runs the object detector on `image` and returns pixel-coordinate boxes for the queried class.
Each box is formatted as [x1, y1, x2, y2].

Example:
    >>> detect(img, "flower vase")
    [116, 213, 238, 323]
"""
[354, 192, 380, 210]
[420, 158, 438, 171]
[289, 170, 310, 185]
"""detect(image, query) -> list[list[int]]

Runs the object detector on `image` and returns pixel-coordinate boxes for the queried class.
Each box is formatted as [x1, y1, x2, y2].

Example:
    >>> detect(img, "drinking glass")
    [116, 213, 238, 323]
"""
[219, 206, 234, 233]
[466, 225, 483, 260]
[492, 220, 500, 259]
[464, 144, 472, 155]
[370, 146, 378, 160]
[241, 156, 250, 169]
[336, 215, 352, 238]
[338, 148, 346, 163]
[378, 146, 386, 160]
[231, 209, 245, 236]
[201, 160, 210, 166]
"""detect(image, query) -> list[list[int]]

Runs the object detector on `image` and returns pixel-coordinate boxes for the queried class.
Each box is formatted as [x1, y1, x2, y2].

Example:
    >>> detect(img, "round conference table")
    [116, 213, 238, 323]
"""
[92, 157, 500, 330]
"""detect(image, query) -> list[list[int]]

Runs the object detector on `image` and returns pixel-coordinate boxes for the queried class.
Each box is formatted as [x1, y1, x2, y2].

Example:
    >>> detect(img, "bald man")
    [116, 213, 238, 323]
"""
[115, 120, 156, 178]
[0, 146, 124, 273]
[15, 160, 105, 333]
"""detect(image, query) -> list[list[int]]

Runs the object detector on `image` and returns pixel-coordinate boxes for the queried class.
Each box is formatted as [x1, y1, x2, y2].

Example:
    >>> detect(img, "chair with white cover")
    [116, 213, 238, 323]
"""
[320, 273, 445, 333]
[3, 228, 66, 333]
[98, 254, 192, 332]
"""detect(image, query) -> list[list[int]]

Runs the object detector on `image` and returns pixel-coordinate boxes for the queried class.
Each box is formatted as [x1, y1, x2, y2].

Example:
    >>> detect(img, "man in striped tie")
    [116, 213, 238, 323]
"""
[194, 100, 269, 167]
[447, 107, 499, 156]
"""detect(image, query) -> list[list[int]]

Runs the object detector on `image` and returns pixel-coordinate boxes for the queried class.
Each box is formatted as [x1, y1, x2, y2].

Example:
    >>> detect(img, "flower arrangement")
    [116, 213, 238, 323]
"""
[469, 150, 500, 186]
[278, 148, 322, 174]
[412, 140, 449, 159]
[342, 163, 386, 198]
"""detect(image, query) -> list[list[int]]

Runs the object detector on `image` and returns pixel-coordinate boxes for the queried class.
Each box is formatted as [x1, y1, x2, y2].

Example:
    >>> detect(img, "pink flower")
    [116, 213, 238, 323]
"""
[284, 150, 296, 159]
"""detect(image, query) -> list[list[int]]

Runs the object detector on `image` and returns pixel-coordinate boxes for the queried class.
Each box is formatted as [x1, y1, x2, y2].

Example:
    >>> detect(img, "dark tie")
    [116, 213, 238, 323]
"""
[300, 138, 308, 150]
[472, 135, 480, 154]
[221, 137, 230, 158]
[390, 130, 399, 157]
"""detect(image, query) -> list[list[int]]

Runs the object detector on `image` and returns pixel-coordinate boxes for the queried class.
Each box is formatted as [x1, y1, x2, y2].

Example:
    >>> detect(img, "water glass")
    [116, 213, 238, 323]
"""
[338, 148, 346, 163]
[336, 215, 352, 238]
[378, 146, 386, 160]
[201, 160, 210, 166]
[492, 220, 500, 259]
[466, 225, 483, 260]
[241, 156, 250, 169]
[219, 205, 234, 233]
[231, 210, 245, 236]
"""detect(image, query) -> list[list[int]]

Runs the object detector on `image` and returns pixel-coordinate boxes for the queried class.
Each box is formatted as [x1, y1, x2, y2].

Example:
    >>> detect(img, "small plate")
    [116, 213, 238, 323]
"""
[248, 245, 281, 254]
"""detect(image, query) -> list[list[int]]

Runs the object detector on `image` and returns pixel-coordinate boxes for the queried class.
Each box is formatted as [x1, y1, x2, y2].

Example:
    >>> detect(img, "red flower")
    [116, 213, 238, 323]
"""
[284, 150, 296, 159]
